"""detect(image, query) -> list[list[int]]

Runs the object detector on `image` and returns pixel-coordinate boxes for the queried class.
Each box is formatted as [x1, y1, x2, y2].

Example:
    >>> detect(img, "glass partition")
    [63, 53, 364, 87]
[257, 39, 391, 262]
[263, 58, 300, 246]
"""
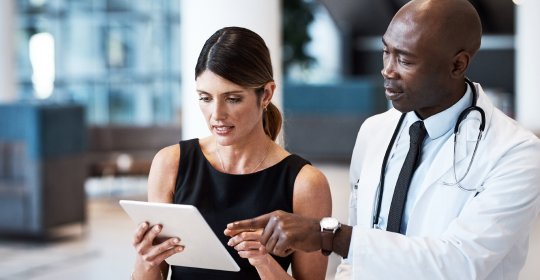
[16, 0, 181, 125]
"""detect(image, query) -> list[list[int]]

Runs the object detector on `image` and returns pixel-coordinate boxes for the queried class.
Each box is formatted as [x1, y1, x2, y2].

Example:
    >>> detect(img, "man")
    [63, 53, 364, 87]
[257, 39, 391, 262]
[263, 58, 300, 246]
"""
[228, 0, 540, 279]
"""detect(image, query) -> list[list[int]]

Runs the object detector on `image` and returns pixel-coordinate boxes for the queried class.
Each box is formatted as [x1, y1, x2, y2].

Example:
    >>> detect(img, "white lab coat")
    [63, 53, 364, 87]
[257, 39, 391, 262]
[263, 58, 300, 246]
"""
[335, 83, 540, 280]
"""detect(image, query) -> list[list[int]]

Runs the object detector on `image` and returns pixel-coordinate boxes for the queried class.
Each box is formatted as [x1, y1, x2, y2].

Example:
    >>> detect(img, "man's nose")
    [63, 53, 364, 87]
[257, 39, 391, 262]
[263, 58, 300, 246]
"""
[381, 59, 399, 80]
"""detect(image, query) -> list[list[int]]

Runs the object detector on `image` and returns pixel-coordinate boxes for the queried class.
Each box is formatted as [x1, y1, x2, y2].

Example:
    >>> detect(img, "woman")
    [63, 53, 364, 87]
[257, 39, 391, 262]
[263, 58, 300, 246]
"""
[131, 27, 331, 280]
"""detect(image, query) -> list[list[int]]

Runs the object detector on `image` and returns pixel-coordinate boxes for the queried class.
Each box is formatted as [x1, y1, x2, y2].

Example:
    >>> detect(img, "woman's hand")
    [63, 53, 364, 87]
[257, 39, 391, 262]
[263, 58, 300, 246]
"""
[133, 222, 184, 270]
[225, 228, 269, 267]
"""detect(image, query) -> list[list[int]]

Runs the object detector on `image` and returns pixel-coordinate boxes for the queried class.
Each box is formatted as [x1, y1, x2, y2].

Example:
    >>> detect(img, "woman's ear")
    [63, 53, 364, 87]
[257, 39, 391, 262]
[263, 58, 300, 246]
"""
[261, 82, 276, 108]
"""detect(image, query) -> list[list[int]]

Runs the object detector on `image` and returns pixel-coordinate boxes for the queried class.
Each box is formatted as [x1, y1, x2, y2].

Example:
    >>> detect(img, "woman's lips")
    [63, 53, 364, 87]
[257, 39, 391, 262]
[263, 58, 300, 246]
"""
[214, 126, 234, 135]
[385, 89, 404, 100]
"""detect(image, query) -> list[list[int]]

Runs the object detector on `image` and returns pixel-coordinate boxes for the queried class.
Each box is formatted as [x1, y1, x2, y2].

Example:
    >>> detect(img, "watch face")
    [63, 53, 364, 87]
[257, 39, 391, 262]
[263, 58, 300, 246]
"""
[321, 217, 339, 229]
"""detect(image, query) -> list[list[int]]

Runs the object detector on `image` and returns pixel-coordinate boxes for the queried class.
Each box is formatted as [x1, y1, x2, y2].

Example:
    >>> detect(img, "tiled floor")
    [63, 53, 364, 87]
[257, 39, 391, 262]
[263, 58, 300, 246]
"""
[0, 199, 137, 280]
[0, 163, 539, 280]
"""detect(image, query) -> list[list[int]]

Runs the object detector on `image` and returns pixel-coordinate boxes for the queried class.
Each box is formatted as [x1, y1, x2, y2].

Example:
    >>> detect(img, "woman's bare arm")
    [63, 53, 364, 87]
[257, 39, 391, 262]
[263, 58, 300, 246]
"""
[147, 144, 178, 203]
[132, 144, 179, 280]
[290, 165, 332, 280]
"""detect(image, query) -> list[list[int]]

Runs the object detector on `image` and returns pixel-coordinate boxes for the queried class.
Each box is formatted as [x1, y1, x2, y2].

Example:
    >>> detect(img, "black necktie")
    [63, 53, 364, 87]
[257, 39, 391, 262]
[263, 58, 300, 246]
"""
[386, 121, 427, 233]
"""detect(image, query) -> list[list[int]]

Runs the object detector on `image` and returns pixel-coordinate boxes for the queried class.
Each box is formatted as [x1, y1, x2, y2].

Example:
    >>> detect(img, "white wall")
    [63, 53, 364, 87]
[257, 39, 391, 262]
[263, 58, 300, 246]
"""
[180, 0, 282, 140]
[0, 0, 17, 103]
[516, 0, 540, 134]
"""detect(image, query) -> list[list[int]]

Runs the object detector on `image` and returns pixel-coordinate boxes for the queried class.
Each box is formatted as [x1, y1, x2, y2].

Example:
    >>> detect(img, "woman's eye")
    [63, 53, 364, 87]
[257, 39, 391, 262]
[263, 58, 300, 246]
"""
[227, 98, 241, 104]
[199, 97, 211, 102]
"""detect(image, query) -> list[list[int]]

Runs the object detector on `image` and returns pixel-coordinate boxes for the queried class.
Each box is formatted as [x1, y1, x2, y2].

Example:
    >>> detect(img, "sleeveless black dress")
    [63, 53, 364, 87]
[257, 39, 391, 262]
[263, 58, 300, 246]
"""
[171, 139, 311, 280]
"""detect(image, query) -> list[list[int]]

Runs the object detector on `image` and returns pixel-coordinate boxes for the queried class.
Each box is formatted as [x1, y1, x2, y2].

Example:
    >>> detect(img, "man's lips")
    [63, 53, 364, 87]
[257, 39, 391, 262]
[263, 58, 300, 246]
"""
[385, 88, 404, 100]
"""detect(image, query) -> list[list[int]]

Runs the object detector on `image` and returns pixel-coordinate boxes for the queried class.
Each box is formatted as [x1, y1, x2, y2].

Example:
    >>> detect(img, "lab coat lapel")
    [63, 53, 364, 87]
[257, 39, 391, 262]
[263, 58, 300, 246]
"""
[356, 147, 385, 228]
[414, 83, 494, 203]
[356, 112, 403, 228]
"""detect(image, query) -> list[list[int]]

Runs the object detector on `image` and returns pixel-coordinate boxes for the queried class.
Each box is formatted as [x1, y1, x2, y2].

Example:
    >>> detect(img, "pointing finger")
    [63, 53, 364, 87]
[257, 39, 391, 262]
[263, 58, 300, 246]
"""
[227, 213, 273, 231]
[224, 228, 261, 237]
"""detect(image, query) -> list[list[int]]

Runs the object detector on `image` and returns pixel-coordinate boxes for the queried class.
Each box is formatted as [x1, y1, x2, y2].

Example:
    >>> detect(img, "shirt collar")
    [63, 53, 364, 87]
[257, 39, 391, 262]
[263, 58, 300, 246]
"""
[405, 83, 473, 140]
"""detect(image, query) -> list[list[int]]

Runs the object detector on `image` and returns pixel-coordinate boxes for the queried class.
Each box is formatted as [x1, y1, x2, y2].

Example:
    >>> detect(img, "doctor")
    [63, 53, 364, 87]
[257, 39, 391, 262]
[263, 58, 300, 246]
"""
[227, 0, 540, 279]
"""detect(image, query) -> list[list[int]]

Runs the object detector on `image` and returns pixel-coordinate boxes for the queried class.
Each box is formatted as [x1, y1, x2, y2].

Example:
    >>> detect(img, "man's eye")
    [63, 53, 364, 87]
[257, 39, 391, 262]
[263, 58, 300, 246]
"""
[399, 59, 411, 66]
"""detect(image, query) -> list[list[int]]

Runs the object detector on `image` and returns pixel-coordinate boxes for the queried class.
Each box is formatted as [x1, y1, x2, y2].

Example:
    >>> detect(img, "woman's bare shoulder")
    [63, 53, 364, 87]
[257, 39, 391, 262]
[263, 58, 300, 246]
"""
[152, 144, 181, 173]
[295, 165, 330, 196]
[292, 164, 332, 218]
[147, 144, 180, 203]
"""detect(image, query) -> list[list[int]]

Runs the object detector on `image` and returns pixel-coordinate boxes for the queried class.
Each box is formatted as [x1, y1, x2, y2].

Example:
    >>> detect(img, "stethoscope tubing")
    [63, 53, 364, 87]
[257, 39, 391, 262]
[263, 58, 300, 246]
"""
[372, 77, 485, 228]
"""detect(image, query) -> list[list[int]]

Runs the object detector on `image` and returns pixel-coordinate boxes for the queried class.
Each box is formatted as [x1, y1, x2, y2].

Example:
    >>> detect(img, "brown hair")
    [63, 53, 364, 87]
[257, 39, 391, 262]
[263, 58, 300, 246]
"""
[195, 27, 282, 142]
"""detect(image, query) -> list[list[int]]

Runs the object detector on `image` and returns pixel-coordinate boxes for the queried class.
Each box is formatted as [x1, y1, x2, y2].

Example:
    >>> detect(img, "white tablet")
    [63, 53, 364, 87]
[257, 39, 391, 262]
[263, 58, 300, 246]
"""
[119, 200, 240, 272]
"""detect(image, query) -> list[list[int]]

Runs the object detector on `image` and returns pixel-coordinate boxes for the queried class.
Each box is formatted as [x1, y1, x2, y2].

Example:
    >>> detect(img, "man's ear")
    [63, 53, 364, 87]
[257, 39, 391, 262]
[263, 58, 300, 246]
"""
[261, 82, 276, 107]
[451, 51, 471, 78]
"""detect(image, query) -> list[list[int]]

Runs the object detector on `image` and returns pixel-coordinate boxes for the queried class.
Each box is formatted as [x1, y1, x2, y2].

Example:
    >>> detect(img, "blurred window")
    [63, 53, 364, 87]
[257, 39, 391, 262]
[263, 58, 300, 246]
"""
[16, 0, 181, 125]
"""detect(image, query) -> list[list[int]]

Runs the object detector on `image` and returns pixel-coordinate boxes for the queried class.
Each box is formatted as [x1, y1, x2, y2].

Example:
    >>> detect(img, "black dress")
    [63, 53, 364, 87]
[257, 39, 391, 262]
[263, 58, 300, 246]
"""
[171, 139, 311, 280]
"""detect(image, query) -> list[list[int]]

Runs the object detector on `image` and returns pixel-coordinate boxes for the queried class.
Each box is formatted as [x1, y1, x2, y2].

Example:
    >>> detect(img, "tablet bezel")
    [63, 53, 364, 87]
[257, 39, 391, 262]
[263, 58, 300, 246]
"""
[120, 200, 240, 272]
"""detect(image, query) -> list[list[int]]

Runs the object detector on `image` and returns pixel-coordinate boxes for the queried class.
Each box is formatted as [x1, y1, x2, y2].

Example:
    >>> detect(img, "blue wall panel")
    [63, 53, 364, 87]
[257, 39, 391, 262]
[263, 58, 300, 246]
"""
[0, 104, 86, 159]
[284, 79, 384, 114]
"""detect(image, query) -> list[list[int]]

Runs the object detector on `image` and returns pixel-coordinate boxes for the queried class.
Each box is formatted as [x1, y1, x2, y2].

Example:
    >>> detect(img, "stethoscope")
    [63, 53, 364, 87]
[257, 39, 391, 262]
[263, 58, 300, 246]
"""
[372, 77, 486, 229]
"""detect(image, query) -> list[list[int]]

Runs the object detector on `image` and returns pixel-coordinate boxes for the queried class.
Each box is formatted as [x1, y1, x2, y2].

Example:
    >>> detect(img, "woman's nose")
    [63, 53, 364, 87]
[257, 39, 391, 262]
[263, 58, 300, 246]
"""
[212, 100, 227, 120]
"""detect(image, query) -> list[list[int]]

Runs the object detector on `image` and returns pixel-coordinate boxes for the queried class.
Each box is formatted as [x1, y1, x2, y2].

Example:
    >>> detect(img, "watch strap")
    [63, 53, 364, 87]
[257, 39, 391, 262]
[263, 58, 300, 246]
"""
[321, 229, 334, 256]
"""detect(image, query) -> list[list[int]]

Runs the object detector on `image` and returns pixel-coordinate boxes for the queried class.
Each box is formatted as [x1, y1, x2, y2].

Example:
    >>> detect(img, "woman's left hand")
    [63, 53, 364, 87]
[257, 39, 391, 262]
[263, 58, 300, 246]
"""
[225, 228, 269, 267]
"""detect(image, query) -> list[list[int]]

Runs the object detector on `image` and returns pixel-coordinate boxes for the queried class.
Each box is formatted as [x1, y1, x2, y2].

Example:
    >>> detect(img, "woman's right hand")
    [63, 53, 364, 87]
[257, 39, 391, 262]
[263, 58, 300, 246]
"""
[133, 222, 184, 270]
[225, 228, 270, 267]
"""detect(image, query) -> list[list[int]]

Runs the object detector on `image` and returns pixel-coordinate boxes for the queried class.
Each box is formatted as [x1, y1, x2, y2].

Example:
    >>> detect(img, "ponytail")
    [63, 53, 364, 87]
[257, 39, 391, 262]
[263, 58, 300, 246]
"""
[262, 102, 282, 142]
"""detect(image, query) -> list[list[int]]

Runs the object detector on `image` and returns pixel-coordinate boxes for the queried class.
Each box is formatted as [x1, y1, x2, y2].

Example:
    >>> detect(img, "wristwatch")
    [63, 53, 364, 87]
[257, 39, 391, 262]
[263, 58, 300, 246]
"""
[320, 217, 341, 256]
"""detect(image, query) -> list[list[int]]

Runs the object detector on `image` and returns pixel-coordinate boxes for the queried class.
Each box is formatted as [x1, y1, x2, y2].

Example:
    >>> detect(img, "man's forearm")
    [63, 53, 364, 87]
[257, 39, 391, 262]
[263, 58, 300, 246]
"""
[333, 224, 353, 257]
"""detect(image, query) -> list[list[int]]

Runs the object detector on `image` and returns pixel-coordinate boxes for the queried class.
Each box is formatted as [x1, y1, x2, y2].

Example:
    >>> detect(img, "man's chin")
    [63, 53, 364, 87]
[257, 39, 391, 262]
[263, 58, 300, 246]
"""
[391, 101, 413, 113]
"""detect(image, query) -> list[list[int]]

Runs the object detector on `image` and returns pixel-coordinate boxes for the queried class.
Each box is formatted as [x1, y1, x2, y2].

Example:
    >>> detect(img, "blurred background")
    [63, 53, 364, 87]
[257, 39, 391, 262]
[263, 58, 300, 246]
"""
[0, 0, 538, 279]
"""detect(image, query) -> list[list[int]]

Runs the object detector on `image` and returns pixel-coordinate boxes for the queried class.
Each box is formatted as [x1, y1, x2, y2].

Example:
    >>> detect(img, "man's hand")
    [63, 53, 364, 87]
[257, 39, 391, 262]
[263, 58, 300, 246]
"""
[226, 210, 321, 257]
